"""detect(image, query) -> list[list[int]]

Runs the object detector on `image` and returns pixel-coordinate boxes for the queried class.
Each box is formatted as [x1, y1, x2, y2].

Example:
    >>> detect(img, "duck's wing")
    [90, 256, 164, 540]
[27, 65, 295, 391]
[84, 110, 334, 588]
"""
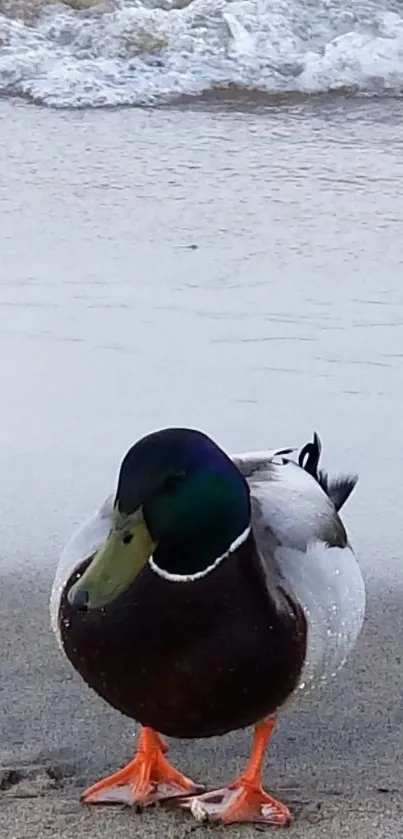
[232, 448, 365, 692]
[233, 434, 358, 515]
[233, 450, 347, 551]
[50, 495, 114, 643]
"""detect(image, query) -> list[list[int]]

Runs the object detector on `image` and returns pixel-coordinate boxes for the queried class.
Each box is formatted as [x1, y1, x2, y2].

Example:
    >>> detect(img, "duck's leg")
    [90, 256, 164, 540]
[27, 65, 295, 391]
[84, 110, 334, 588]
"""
[82, 727, 203, 806]
[175, 717, 291, 826]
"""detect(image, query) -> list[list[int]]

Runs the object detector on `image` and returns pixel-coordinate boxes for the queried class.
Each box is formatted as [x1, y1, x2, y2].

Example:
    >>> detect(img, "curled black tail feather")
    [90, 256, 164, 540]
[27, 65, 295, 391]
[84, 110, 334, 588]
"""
[298, 431, 322, 478]
[298, 432, 358, 512]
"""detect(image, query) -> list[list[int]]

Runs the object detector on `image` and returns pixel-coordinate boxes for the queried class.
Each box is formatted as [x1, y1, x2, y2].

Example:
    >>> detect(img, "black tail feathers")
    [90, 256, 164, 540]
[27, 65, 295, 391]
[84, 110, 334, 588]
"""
[316, 469, 358, 512]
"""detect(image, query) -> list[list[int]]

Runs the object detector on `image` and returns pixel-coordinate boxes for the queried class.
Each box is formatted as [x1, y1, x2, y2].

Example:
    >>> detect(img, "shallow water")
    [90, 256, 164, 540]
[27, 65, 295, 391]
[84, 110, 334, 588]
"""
[1, 96, 402, 583]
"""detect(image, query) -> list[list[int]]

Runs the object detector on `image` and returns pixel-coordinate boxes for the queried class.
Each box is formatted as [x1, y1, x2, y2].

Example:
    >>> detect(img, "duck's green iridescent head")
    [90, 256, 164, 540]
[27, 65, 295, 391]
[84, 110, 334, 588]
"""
[68, 428, 251, 611]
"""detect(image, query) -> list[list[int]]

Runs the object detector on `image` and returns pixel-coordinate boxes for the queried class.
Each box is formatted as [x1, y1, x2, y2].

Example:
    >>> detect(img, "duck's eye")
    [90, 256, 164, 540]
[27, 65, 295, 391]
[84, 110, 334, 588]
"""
[163, 472, 186, 493]
[122, 532, 133, 545]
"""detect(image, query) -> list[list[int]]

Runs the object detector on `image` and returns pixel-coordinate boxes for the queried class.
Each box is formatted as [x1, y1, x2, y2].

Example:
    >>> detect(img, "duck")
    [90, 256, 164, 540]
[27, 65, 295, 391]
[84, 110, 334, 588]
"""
[50, 427, 365, 827]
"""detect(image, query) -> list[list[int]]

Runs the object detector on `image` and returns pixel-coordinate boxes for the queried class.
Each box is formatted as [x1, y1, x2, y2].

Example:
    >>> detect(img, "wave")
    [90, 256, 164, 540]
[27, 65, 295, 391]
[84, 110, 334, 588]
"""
[1, 0, 403, 107]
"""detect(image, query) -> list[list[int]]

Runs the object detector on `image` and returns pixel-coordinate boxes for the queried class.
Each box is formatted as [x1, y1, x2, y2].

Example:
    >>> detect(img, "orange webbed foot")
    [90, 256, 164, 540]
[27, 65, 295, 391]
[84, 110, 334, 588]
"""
[178, 782, 291, 826]
[81, 727, 203, 807]
[174, 717, 291, 827]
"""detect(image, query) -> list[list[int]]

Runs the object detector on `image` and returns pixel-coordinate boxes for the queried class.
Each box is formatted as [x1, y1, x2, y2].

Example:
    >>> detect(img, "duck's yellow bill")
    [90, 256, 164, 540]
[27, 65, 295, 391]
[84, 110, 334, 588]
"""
[67, 508, 156, 611]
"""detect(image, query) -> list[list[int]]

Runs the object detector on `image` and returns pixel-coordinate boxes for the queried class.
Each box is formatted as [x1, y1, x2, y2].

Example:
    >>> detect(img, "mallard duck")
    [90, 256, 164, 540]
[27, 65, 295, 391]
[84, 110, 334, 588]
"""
[50, 427, 365, 827]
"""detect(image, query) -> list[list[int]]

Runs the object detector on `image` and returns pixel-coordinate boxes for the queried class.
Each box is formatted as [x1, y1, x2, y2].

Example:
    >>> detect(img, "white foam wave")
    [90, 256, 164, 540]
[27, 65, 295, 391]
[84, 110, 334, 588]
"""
[1, 0, 403, 107]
